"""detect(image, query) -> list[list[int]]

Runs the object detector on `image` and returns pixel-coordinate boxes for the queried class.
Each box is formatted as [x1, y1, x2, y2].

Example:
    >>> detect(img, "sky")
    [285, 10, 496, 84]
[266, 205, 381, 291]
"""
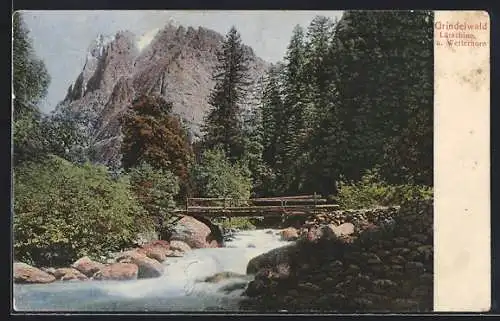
[20, 10, 344, 113]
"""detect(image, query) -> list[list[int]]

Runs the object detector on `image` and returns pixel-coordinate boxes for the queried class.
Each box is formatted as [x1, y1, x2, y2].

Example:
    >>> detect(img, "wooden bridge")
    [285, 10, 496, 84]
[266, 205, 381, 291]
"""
[173, 194, 339, 218]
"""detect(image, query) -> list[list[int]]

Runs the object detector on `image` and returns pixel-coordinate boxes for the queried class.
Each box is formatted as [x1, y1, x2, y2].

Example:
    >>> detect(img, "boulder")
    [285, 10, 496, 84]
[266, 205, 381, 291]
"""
[144, 247, 167, 263]
[303, 225, 338, 242]
[14, 263, 56, 284]
[41, 267, 57, 276]
[71, 256, 105, 277]
[359, 221, 381, 233]
[304, 226, 323, 242]
[92, 263, 139, 281]
[246, 243, 298, 275]
[170, 215, 222, 249]
[280, 227, 299, 241]
[204, 271, 246, 283]
[117, 251, 164, 278]
[169, 240, 192, 253]
[53, 268, 88, 281]
[219, 281, 248, 293]
[165, 250, 184, 257]
[141, 240, 170, 251]
[115, 249, 145, 262]
[139, 241, 171, 263]
[328, 223, 355, 237]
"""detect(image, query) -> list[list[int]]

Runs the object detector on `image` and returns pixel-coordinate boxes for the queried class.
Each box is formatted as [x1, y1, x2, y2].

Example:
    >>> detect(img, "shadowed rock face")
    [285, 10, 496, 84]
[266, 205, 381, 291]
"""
[58, 24, 269, 167]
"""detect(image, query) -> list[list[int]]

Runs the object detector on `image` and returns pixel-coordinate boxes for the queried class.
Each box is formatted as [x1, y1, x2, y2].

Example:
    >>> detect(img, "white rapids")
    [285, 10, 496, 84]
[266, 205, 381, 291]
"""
[13, 229, 292, 312]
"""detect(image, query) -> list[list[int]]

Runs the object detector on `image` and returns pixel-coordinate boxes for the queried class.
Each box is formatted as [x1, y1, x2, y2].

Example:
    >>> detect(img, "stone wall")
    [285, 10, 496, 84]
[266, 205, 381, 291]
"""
[240, 198, 433, 313]
[303, 206, 400, 229]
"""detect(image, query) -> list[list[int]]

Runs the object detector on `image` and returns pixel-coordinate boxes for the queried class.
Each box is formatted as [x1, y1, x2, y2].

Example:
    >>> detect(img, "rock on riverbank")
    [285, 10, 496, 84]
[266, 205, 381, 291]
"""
[240, 199, 433, 313]
[14, 263, 56, 284]
[13, 215, 223, 284]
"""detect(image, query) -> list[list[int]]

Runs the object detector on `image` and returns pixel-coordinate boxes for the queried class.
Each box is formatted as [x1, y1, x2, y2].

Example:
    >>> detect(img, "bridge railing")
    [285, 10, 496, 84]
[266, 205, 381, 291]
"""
[178, 194, 339, 217]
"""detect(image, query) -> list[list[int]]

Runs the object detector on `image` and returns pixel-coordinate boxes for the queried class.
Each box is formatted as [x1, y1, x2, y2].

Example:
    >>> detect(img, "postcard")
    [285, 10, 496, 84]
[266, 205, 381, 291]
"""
[11, 10, 490, 313]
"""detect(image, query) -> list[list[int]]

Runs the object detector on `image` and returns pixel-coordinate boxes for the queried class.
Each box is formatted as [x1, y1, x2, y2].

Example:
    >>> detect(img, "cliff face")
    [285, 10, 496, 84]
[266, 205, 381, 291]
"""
[58, 24, 269, 167]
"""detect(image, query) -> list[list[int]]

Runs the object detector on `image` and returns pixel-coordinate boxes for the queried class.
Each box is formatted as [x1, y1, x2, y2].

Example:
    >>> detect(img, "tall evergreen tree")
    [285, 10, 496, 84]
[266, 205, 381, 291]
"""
[261, 64, 285, 169]
[318, 10, 433, 191]
[300, 16, 338, 193]
[241, 75, 268, 196]
[201, 26, 252, 163]
[379, 11, 433, 185]
[280, 25, 310, 193]
[307, 38, 343, 195]
[303, 16, 336, 128]
[259, 63, 287, 195]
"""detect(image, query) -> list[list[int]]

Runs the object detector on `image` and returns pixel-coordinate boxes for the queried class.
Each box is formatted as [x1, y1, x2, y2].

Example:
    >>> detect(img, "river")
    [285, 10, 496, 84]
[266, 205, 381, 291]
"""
[13, 228, 292, 312]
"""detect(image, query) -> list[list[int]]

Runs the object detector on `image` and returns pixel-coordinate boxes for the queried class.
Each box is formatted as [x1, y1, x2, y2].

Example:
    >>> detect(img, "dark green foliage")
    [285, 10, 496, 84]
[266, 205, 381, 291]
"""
[13, 111, 46, 165]
[12, 12, 50, 120]
[38, 108, 95, 164]
[12, 12, 51, 165]
[303, 16, 336, 122]
[335, 168, 433, 210]
[259, 64, 287, 196]
[190, 147, 253, 203]
[214, 217, 257, 231]
[261, 64, 285, 168]
[201, 26, 252, 163]
[280, 25, 310, 194]
[259, 12, 433, 197]
[121, 94, 193, 194]
[322, 11, 433, 187]
[128, 162, 180, 239]
[13, 156, 146, 267]
[241, 105, 266, 197]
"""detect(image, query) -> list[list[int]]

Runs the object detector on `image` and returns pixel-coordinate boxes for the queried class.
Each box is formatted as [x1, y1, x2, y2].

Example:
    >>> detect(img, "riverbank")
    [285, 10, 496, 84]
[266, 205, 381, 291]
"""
[239, 198, 433, 313]
[13, 228, 292, 312]
[13, 199, 432, 313]
[13, 214, 225, 285]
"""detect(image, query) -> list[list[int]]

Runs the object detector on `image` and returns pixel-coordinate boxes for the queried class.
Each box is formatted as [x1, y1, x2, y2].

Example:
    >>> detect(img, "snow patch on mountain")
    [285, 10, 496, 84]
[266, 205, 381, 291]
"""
[137, 28, 160, 52]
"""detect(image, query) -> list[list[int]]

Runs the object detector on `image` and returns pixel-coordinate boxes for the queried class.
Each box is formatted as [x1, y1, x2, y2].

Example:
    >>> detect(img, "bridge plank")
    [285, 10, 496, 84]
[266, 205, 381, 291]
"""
[187, 205, 321, 210]
[251, 199, 328, 204]
[251, 195, 320, 200]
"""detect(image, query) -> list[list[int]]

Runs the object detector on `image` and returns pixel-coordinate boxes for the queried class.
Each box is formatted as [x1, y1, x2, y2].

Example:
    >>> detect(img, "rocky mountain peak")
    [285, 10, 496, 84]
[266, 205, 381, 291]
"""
[59, 23, 269, 168]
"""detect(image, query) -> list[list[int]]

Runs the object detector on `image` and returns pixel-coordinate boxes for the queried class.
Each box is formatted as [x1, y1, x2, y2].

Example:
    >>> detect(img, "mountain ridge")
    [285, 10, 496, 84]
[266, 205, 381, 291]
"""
[58, 23, 270, 168]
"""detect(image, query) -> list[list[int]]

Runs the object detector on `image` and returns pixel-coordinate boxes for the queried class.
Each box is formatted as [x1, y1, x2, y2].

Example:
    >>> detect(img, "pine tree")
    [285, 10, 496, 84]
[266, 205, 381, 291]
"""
[319, 10, 433, 190]
[241, 75, 267, 196]
[378, 11, 434, 185]
[300, 16, 338, 194]
[201, 26, 253, 163]
[261, 64, 285, 168]
[259, 63, 287, 195]
[279, 25, 310, 193]
[307, 23, 344, 196]
[303, 15, 336, 128]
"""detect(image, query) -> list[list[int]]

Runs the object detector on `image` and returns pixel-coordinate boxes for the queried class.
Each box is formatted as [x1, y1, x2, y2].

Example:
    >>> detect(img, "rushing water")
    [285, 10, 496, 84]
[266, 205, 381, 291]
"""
[13, 229, 292, 312]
